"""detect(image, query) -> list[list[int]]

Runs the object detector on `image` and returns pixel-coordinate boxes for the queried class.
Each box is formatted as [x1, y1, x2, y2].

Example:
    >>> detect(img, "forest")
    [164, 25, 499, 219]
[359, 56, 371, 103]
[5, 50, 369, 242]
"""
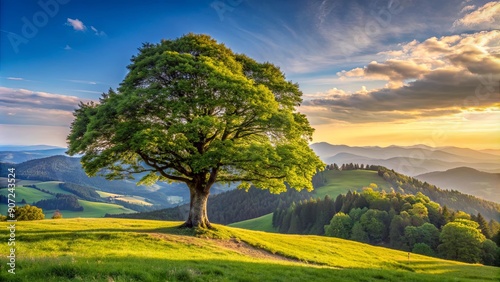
[33, 194, 83, 211]
[272, 187, 500, 265]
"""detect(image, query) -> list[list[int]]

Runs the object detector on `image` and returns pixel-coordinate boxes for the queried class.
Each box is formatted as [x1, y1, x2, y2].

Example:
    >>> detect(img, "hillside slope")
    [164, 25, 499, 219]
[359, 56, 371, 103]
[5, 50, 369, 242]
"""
[415, 167, 500, 203]
[0, 181, 136, 218]
[0, 218, 497, 281]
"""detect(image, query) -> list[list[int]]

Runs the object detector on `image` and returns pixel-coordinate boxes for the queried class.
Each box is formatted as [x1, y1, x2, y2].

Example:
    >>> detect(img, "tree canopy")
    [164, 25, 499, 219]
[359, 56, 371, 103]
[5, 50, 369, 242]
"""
[67, 33, 324, 228]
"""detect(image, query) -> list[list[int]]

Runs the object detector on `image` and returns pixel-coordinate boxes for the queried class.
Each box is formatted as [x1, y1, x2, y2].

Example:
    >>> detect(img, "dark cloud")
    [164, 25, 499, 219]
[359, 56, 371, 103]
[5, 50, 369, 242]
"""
[303, 70, 500, 123]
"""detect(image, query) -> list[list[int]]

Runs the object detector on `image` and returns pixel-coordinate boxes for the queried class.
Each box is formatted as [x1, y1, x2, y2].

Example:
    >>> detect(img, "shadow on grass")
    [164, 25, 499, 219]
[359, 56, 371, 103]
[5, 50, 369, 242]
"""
[12, 225, 237, 246]
[2, 256, 495, 282]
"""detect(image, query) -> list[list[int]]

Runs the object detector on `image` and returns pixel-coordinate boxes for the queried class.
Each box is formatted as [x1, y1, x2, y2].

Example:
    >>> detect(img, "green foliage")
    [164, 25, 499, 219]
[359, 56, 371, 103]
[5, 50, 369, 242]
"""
[67, 33, 323, 192]
[33, 194, 83, 211]
[14, 204, 45, 221]
[389, 213, 411, 249]
[405, 223, 439, 250]
[350, 222, 369, 243]
[360, 209, 389, 243]
[66, 33, 324, 227]
[59, 182, 101, 201]
[481, 239, 499, 266]
[412, 243, 436, 257]
[272, 181, 500, 265]
[438, 219, 486, 263]
[324, 212, 353, 239]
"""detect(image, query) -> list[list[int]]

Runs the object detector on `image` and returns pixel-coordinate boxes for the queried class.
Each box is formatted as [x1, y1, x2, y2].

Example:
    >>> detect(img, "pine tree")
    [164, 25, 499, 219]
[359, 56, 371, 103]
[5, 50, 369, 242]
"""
[476, 213, 491, 238]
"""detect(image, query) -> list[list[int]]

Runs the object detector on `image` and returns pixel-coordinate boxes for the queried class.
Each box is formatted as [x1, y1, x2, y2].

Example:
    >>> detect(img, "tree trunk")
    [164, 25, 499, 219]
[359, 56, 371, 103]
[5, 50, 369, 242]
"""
[181, 188, 211, 229]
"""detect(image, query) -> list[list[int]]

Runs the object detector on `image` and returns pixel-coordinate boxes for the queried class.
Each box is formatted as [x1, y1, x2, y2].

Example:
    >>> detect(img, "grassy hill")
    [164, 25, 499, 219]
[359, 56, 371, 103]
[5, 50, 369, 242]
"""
[0, 181, 136, 218]
[230, 213, 275, 232]
[0, 218, 497, 281]
[231, 170, 389, 231]
[315, 170, 391, 198]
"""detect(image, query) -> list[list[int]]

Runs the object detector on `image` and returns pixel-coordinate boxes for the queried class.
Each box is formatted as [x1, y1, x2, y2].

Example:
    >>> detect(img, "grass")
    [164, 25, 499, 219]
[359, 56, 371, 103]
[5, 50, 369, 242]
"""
[0, 181, 136, 219]
[0, 218, 497, 281]
[229, 213, 276, 232]
[96, 190, 153, 206]
[30, 181, 69, 195]
[95, 191, 123, 198]
[44, 200, 136, 218]
[0, 186, 54, 207]
[315, 170, 391, 199]
[232, 170, 392, 232]
[118, 196, 153, 206]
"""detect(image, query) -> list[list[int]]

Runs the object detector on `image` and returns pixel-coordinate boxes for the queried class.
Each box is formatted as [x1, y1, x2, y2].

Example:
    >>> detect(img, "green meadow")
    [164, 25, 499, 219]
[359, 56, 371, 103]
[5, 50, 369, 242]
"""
[0, 218, 497, 281]
[43, 200, 136, 218]
[315, 170, 391, 198]
[0, 182, 136, 219]
[229, 213, 275, 232]
[96, 191, 153, 206]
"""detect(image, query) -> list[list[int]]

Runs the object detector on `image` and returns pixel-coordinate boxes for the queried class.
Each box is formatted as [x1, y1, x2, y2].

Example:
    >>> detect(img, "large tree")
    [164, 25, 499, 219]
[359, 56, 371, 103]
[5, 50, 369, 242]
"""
[67, 34, 324, 228]
[438, 219, 486, 263]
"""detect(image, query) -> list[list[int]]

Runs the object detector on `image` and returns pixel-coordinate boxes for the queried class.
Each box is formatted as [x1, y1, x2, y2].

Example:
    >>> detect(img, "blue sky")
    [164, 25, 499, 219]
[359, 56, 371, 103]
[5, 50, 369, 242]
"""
[1, 0, 499, 148]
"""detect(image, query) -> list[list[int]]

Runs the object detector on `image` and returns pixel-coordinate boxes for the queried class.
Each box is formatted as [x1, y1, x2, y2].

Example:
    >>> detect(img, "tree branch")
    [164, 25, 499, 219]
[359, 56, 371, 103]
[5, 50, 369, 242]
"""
[136, 150, 192, 183]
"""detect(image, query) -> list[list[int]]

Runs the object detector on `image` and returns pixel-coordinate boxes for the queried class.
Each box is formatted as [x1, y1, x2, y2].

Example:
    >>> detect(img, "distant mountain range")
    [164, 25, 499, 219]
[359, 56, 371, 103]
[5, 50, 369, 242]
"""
[0, 145, 65, 151]
[310, 142, 500, 176]
[415, 167, 500, 203]
[0, 146, 69, 163]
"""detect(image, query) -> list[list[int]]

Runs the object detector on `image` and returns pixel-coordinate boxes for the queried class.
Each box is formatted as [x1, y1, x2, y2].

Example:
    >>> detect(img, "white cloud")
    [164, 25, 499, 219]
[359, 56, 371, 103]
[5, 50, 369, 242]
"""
[303, 87, 349, 100]
[453, 1, 500, 29]
[90, 25, 106, 36]
[7, 77, 23, 81]
[64, 44, 72, 50]
[72, 89, 102, 94]
[460, 5, 476, 14]
[67, 79, 97, 85]
[66, 18, 86, 31]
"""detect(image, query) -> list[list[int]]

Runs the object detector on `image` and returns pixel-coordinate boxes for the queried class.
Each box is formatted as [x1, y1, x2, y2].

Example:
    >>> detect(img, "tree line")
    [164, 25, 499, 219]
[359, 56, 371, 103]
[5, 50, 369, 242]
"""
[273, 187, 500, 265]
[32, 194, 83, 211]
[107, 185, 315, 224]
[59, 182, 101, 201]
[376, 166, 500, 221]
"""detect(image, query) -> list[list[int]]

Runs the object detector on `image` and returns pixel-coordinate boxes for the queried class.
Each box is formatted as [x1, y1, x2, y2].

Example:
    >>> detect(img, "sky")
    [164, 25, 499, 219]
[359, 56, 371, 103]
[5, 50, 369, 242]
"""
[1, 0, 499, 149]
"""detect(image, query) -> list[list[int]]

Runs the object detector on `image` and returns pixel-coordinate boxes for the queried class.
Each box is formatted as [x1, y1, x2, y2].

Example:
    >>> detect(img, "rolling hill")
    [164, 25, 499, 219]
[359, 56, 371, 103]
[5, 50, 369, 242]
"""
[0, 218, 497, 281]
[0, 181, 136, 218]
[0, 155, 234, 207]
[416, 167, 500, 203]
